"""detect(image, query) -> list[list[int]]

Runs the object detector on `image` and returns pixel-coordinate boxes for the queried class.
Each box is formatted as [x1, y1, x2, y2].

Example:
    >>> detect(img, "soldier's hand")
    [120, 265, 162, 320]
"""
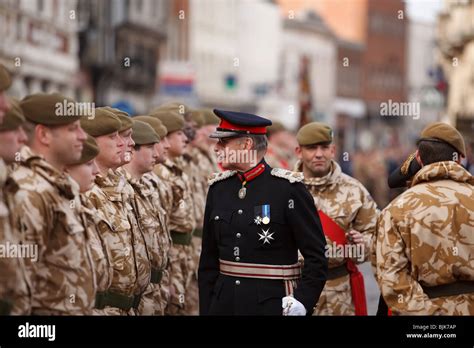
[348, 230, 364, 245]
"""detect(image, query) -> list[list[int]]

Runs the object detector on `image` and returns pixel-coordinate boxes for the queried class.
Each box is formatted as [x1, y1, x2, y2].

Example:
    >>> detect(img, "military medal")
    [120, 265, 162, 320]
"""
[238, 181, 247, 199]
[261, 205, 270, 224]
[258, 228, 274, 245]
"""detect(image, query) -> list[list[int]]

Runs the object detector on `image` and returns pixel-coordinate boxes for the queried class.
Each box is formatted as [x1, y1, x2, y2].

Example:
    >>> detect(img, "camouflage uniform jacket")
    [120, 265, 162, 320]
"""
[80, 195, 113, 295]
[0, 158, 31, 314]
[376, 161, 474, 315]
[86, 169, 150, 298]
[9, 146, 96, 314]
[153, 159, 196, 234]
[295, 160, 378, 315]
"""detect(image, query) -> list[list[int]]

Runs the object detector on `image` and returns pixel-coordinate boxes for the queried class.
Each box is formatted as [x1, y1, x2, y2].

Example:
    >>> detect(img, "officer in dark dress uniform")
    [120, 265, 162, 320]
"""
[198, 109, 328, 316]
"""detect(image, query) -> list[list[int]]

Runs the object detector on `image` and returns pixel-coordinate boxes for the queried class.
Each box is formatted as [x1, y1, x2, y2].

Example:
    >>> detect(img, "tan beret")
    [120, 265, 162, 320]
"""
[116, 114, 133, 132]
[0, 64, 12, 91]
[96, 106, 133, 132]
[187, 109, 205, 127]
[201, 109, 220, 125]
[134, 115, 167, 139]
[267, 121, 286, 137]
[81, 108, 121, 137]
[419, 122, 466, 157]
[0, 97, 25, 131]
[150, 107, 185, 134]
[296, 122, 333, 146]
[131, 120, 160, 145]
[73, 135, 99, 165]
[150, 102, 189, 116]
[20, 93, 85, 126]
[97, 106, 129, 118]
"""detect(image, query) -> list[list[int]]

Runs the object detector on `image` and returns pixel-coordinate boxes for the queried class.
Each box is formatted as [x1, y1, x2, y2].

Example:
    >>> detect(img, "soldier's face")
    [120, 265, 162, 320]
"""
[166, 130, 187, 158]
[297, 143, 335, 177]
[0, 91, 9, 124]
[153, 141, 167, 164]
[95, 132, 124, 169]
[119, 128, 135, 164]
[0, 126, 28, 164]
[49, 120, 87, 165]
[134, 144, 158, 174]
[67, 159, 99, 192]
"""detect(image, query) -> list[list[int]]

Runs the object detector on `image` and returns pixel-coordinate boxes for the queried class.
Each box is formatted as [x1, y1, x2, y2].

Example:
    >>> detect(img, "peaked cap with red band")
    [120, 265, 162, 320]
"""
[210, 109, 273, 139]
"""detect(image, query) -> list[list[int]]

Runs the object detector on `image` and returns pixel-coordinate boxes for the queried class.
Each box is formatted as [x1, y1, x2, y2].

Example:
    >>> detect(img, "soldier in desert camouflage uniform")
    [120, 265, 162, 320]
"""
[180, 108, 208, 315]
[150, 104, 196, 315]
[81, 108, 146, 315]
[376, 122, 474, 315]
[123, 120, 168, 315]
[103, 109, 153, 315]
[9, 93, 95, 315]
[295, 122, 378, 315]
[0, 79, 31, 315]
[65, 135, 114, 315]
[135, 115, 172, 312]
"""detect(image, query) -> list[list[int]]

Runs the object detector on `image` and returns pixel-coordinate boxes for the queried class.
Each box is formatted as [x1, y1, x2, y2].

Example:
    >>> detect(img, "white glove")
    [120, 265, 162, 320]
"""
[282, 295, 307, 316]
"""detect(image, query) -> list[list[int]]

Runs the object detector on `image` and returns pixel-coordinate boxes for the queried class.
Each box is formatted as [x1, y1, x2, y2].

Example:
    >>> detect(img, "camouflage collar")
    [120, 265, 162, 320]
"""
[411, 161, 474, 186]
[295, 160, 342, 188]
[20, 146, 78, 199]
[164, 158, 183, 175]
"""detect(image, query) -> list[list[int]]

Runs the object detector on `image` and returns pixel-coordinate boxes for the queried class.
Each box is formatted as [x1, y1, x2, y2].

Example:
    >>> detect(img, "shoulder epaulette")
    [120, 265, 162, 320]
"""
[270, 168, 304, 183]
[208, 170, 237, 186]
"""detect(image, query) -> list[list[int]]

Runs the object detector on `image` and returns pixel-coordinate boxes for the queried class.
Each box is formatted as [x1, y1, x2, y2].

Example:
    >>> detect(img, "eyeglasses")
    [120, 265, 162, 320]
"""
[217, 136, 246, 146]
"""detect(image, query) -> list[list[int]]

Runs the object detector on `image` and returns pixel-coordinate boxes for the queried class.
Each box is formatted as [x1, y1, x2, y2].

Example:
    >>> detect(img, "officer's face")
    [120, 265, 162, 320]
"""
[49, 120, 87, 166]
[67, 159, 99, 192]
[0, 91, 9, 124]
[119, 128, 135, 164]
[133, 144, 158, 174]
[95, 131, 125, 170]
[166, 130, 187, 158]
[296, 143, 335, 177]
[0, 126, 28, 164]
[214, 136, 251, 170]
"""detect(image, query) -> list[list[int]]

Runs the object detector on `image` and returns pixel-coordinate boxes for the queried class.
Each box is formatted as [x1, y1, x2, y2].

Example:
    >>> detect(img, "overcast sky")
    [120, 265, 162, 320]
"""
[405, 0, 444, 23]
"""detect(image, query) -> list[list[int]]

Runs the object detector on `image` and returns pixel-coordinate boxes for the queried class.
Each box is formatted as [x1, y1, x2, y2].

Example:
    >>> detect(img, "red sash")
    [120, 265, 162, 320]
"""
[318, 209, 368, 316]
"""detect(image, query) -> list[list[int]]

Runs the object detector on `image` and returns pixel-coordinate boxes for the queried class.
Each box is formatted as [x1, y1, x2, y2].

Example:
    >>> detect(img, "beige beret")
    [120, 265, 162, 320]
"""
[419, 122, 466, 157]
[81, 108, 121, 137]
[296, 122, 333, 146]
[0, 97, 25, 131]
[20, 93, 85, 126]
[134, 115, 167, 139]
[0, 64, 12, 91]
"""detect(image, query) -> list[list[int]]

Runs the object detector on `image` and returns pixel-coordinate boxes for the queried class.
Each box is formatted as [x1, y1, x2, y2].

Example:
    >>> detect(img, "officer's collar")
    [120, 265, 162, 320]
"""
[237, 159, 267, 183]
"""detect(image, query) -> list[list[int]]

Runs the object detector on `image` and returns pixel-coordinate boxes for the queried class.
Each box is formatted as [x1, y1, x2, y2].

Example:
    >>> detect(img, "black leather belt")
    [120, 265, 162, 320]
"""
[94, 291, 141, 311]
[0, 298, 12, 315]
[422, 281, 474, 299]
[327, 264, 349, 280]
[170, 230, 192, 245]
